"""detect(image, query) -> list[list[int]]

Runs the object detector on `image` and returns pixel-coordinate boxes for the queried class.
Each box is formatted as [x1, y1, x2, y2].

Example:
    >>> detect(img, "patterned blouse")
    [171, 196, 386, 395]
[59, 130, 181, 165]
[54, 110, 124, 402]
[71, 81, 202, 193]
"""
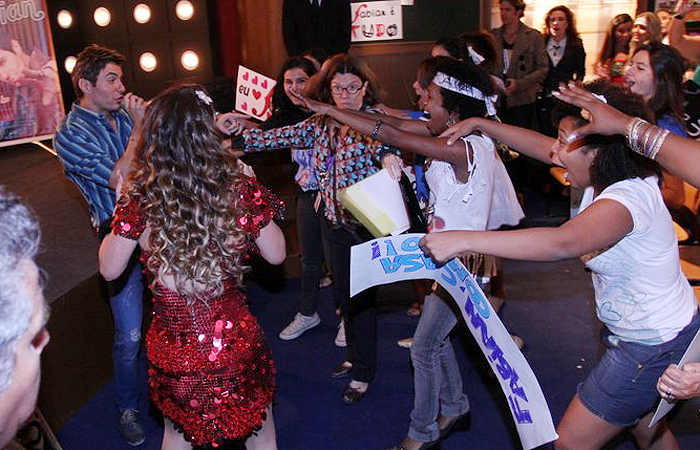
[243, 113, 395, 226]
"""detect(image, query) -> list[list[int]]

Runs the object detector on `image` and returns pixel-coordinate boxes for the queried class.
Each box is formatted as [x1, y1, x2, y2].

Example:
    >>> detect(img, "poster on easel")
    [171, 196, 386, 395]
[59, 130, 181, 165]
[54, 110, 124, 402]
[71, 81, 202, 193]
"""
[0, 0, 65, 148]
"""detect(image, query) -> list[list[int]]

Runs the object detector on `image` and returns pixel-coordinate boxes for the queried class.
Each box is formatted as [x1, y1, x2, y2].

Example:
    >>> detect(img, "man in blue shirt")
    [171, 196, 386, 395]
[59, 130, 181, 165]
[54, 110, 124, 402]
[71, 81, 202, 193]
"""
[53, 45, 147, 446]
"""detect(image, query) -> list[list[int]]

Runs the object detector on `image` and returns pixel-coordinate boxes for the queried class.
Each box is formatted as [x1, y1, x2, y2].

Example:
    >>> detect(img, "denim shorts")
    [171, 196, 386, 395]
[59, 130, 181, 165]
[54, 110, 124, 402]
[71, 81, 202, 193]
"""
[578, 313, 700, 427]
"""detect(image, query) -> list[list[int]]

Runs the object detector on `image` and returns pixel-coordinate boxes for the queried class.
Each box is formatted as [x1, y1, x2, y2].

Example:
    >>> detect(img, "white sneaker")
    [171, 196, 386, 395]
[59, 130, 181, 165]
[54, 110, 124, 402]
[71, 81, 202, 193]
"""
[335, 319, 346, 347]
[397, 337, 414, 349]
[279, 312, 320, 340]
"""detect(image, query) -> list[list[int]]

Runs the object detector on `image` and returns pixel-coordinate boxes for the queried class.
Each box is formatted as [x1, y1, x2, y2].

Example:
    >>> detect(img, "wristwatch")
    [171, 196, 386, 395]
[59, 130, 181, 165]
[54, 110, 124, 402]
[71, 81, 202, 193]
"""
[674, 13, 685, 20]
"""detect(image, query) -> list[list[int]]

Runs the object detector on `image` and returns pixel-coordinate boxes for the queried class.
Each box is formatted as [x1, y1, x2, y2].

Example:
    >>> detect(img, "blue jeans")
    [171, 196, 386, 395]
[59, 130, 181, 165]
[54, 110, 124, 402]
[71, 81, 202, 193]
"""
[408, 291, 469, 442]
[100, 220, 145, 411]
[109, 260, 144, 411]
[578, 313, 700, 427]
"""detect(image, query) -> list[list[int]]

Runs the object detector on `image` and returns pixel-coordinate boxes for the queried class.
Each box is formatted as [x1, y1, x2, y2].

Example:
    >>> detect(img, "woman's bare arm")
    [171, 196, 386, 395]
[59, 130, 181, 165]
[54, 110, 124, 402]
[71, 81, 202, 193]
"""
[439, 117, 555, 164]
[421, 198, 632, 262]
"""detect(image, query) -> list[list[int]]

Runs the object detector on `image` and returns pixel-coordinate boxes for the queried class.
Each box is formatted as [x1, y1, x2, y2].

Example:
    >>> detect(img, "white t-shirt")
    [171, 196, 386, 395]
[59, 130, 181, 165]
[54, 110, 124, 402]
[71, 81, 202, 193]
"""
[424, 134, 523, 232]
[580, 176, 697, 344]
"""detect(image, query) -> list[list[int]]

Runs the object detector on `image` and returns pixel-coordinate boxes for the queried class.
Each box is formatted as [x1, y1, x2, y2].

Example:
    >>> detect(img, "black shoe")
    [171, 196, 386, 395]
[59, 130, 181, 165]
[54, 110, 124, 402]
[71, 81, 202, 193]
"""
[118, 409, 146, 446]
[438, 411, 470, 440]
[387, 438, 440, 450]
[341, 382, 368, 404]
[331, 361, 352, 378]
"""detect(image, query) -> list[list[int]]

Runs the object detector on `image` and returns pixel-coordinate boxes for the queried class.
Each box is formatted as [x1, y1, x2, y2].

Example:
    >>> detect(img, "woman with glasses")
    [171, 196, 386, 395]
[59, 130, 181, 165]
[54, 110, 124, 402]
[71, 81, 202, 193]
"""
[241, 53, 398, 404]
[218, 57, 339, 344]
[538, 5, 585, 137]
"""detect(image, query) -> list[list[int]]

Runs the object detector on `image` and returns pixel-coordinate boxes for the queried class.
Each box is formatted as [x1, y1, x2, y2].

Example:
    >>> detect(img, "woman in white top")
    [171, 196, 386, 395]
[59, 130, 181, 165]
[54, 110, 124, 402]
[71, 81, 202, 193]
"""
[425, 80, 699, 450]
[292, 55, 523, 450]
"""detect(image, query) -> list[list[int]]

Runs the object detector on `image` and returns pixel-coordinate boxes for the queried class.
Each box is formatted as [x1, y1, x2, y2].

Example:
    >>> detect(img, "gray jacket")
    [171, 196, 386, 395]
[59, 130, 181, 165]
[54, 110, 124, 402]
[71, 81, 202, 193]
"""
[491, 22, 549, 108]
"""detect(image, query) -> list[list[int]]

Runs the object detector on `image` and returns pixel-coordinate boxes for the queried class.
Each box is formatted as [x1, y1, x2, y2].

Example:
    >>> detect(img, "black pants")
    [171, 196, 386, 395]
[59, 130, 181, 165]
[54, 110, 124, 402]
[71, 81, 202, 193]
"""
[327, 223, 378, 383]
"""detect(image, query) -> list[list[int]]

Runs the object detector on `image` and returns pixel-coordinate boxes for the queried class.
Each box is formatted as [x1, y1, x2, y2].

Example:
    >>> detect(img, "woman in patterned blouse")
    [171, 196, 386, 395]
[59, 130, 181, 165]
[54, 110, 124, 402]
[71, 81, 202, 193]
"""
[241, 53, 399, 404]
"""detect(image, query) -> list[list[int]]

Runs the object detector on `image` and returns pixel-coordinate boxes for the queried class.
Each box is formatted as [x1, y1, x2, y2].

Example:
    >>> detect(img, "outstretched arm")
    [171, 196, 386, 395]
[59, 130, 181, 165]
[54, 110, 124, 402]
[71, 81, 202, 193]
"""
[290, 90, 467, 167]
[420, 198, 632, 263]
[553, 84, 700, 189]
[439, 117, 555, 164]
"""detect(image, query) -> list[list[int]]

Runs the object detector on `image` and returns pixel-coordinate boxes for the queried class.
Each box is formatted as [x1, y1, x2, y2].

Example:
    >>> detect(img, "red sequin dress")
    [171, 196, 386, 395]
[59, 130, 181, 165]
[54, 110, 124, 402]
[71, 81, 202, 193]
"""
[112, 176, 284, 447]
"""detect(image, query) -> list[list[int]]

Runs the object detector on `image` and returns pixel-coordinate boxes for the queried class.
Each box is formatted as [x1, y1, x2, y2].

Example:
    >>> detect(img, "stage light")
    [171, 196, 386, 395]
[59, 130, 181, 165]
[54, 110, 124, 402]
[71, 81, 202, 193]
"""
[175, 0, 194, 21]
[139, 52, 157, 72]
[64, 56, 77, 74]
[180, 50, 199, 70]
[93, 7, 111, 27]
[57, 10, 73, 29]
[133, 4, 151, 24]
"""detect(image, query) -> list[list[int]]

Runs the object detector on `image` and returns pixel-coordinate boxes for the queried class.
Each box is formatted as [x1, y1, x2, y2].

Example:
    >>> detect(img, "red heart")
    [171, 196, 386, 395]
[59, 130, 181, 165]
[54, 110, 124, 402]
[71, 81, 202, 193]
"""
[252, 76, 258, 85]
[242, 72, 249, 81]
[241, 102, 248, 111]
[261, 80, 268, 89]
[252, 90, 261, 100]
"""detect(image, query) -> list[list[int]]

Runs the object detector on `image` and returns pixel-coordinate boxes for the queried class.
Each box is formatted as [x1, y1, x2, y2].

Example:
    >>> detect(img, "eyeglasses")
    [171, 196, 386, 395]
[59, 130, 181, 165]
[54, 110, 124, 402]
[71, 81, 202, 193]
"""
[548, 17, 567, 23]
[331, 83, 364, 95]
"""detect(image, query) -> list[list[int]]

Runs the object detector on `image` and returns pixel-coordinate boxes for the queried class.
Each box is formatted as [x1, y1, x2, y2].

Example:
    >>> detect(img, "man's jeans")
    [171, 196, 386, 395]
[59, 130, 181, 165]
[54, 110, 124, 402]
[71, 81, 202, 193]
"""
[100, 220, 144, 412]
[108, 259, 144, 411]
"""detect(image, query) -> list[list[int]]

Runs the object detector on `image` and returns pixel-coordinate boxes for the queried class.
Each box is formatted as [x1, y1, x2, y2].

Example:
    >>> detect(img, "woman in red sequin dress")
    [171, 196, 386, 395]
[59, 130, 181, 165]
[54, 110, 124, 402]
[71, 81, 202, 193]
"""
[99, 85, 286, 450]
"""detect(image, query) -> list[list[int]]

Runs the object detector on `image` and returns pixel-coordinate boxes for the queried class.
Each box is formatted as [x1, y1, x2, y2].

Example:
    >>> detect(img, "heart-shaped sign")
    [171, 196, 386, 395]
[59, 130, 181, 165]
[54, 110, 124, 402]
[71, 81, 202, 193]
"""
[252, 76, 258, 85]
[241, 102, 248, 111]
[242, 72, 249, 81]
[252, 90, 261, 100]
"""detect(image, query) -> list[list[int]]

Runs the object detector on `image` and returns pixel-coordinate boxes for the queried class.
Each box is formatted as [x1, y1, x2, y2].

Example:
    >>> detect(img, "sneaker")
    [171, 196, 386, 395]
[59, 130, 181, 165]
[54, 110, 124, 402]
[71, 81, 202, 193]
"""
[319, 274, 333, 288]
[397, 337, 414, 349]
[335, 319, 346, 347]
[118, 409, 145, 446]
[279, 312, 320, 340]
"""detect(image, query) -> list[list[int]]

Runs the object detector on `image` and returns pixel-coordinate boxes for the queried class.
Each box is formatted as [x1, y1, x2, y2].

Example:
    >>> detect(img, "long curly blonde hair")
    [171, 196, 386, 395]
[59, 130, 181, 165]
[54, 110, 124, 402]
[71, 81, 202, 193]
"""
[124, 84, 248, 302]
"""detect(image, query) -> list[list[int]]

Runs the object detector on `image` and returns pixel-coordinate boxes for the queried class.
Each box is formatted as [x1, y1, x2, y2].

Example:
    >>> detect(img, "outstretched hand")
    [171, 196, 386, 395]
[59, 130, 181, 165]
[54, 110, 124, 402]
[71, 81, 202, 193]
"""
[419, 231, 465, 264]
[552, 83, 631, 142]
[288, 89, 332, 115]
[438, 118, 484, 146]
[216, 112, 252, 136]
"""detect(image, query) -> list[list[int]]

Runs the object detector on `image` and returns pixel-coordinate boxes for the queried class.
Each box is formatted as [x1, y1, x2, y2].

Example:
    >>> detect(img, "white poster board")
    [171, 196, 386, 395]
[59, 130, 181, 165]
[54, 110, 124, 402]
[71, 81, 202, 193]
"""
[350, 234, 558, 450]
[235, 65, 276, 121]
[351, 1, 403, 42]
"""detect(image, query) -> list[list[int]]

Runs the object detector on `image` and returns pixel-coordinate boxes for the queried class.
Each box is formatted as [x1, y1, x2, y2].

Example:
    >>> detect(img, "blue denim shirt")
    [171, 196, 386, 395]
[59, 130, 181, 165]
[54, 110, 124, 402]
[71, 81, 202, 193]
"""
[54, 103, 133, 227]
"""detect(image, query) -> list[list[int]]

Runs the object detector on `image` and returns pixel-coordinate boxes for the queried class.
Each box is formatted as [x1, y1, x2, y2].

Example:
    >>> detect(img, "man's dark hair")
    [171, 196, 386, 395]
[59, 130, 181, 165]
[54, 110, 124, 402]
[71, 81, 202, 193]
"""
[71, 44, 126, 99]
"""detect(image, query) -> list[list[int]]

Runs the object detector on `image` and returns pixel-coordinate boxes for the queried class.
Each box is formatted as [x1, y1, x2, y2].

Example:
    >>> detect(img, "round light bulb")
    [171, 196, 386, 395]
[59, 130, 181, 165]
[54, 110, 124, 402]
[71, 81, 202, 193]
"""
[181, 50, 199, 71]
[64, 56, 77, 74]
[175, 0, 194, 21]
[139, 52, 157, 72]
[93, 7, 111, 27]
[57, 10, 73, 29]
[133, 4, 151, 24]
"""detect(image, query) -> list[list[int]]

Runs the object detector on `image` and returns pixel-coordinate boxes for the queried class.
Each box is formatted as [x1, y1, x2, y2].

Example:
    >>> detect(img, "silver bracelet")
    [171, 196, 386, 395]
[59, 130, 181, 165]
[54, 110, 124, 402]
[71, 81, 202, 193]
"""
[649, 129, 670, 160]
[371, 120, 383, 141]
